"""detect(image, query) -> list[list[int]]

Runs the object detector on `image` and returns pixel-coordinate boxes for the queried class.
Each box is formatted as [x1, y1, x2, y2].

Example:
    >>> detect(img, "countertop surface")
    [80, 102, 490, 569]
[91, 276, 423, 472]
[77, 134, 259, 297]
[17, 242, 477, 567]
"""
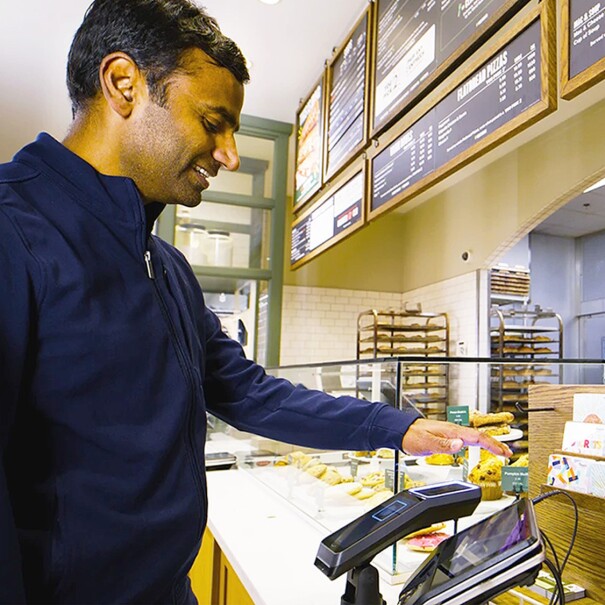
[206, 468, 404, 605]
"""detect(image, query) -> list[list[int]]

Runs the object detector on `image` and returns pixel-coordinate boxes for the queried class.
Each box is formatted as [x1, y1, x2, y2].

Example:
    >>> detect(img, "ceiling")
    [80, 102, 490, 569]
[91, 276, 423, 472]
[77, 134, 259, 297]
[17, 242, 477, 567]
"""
[1, 0, 604, 238]
[0, 0, 366, 155]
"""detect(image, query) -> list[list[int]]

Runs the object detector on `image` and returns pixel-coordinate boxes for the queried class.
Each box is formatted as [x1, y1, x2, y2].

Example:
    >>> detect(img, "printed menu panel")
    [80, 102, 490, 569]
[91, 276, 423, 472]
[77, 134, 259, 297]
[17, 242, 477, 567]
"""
[294, 80, 324, 209]
[569, 0, 605, 78]
[372, 16, 544, 212]
[326, 11, 369, 179]
[291, 171, 364, 267]
[373, 0, 529, 133]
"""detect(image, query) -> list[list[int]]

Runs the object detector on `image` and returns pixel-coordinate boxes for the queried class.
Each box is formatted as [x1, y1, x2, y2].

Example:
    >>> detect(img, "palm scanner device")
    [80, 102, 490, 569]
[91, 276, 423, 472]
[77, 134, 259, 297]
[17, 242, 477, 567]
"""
[314, 480, 545, 605]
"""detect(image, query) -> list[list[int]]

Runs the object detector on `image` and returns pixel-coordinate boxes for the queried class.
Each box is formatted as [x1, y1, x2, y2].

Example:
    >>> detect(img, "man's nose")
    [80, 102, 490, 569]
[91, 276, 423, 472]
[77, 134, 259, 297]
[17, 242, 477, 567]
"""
[213, 134, 240, 172]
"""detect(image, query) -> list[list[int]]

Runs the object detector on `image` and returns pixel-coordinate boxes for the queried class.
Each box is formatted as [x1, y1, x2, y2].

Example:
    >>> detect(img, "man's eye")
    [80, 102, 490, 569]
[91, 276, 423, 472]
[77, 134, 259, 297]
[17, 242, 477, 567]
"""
[204, 120, 220, 134]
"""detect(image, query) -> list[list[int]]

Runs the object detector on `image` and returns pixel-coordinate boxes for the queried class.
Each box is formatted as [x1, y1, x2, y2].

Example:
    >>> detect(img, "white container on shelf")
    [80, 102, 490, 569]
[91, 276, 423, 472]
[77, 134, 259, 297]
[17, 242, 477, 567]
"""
[205, 230, 233, 267]
[175, 223, 207, 265]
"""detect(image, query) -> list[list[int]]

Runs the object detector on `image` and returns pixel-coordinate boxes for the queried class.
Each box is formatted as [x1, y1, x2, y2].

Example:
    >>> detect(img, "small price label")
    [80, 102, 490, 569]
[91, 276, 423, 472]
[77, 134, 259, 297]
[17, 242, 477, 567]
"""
[385, 468, 406, 491]
[350, 459, 359, 478]
[447, 406, 470, 426]
[462, 458, 470, 482]
[502, 467, 529, 493]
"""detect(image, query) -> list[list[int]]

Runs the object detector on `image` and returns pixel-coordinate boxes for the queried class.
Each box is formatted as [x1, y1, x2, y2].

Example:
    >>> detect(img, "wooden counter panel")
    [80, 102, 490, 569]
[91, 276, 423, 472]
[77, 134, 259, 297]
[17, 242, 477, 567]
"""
[528, 385, 605, 601]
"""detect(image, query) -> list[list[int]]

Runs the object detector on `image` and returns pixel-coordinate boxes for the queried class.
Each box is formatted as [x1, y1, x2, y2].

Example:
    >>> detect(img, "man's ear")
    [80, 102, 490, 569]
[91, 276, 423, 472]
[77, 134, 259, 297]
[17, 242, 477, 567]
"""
[98, 52, 146, 118]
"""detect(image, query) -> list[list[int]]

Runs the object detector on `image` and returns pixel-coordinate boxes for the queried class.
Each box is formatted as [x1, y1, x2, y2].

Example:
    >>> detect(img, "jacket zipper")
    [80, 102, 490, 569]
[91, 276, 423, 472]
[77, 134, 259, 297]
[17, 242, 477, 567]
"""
[143, 247, 206, 538]
[144, 251, 155, 279]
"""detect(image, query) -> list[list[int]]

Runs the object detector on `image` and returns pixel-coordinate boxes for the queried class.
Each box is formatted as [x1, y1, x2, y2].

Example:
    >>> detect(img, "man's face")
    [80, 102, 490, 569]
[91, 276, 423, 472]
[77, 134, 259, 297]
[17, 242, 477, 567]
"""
[122, 48, 244, 207]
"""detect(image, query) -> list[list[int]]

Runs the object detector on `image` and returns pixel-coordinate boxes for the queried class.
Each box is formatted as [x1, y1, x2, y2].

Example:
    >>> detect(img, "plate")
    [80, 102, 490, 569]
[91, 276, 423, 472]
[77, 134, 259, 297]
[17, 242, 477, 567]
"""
[494, 428, 524, 442]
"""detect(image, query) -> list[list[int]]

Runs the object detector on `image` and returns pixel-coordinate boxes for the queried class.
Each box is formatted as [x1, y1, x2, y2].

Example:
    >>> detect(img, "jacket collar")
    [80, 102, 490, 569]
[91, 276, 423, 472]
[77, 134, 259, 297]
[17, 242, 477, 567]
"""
[15, 133, 165, 238]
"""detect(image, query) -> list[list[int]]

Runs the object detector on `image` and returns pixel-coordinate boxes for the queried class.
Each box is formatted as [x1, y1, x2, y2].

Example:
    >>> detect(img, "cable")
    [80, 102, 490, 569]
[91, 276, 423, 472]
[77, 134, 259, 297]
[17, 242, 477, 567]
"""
[539, 529, 561, 577]
[543, 556, 565, 605]
[532, 490, 578, 573]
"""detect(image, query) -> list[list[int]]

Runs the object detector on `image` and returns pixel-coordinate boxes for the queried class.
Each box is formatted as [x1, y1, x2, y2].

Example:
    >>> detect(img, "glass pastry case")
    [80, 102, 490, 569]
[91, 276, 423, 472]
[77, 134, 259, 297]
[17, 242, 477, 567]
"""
[205, 357, 605, 585]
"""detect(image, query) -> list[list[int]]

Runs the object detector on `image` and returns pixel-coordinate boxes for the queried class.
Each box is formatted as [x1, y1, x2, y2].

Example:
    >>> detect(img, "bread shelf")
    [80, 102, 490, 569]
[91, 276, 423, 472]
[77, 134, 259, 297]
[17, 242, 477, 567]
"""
[489, 306, 563, 460]
[356, 307, 449, 420]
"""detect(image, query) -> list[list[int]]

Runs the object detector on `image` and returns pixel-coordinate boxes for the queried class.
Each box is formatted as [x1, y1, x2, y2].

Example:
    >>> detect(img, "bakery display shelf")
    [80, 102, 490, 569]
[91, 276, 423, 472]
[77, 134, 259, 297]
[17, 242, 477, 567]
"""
[357, 307, 450, 421]
[402, 382, 447, 390]
[360, 334, 444, 343]
[401, 368, 447, 377]
[491, 325, 560, 333]
[359, 323, 446, 333]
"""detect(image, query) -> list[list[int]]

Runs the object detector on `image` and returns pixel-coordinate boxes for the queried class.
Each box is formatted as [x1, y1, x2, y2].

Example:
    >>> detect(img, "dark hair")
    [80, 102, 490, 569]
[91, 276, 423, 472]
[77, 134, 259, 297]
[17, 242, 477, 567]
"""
[66, 0, 249, 113]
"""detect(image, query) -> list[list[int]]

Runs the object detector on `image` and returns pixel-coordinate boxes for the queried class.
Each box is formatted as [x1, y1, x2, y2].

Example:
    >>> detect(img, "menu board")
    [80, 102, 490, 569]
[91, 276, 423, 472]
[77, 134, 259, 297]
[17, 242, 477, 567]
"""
[569, 0, 605, 77]
[373, 0, 530, 134]
[294, 79, 324, 209]
[371, 10, 551, 215]
[291, 170, 364, 268]
[561, 0, 605, 98]
[326, 10, 370, 179]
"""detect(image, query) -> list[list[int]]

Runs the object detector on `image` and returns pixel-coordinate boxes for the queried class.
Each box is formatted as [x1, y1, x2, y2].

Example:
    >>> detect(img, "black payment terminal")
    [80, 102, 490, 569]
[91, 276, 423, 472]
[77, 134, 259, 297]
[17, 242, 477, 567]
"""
[397, 497, 544, 605]
[315, 481, 481, 580]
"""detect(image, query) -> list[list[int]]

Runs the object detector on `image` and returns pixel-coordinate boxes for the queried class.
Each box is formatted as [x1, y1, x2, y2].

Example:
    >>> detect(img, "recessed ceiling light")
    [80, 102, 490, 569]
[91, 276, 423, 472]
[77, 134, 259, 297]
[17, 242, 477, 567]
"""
[258, 0, 281, 4]
[584, 177, 605, 194]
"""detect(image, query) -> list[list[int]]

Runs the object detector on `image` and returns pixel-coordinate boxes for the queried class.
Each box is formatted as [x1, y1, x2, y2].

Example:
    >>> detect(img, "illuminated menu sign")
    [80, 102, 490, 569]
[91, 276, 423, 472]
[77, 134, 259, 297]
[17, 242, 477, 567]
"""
[372, 17, 543, 212]
[295, 80, 324, 208]
[326, 11, 369, 178]
[569, 0, 605, 78]
[373, 0, 529, 133]
[291, 171, 364, 267]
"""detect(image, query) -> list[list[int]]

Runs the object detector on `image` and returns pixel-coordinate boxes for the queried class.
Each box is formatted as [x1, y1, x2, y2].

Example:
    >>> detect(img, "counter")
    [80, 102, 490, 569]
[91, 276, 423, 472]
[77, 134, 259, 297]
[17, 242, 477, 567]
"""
[204, 468, 403, 605]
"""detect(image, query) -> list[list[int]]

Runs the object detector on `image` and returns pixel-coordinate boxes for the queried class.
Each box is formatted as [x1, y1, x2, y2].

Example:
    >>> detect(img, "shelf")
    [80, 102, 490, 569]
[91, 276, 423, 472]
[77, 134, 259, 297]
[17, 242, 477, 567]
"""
[357, 308, 450, 421]
[193, 266, 272, 293]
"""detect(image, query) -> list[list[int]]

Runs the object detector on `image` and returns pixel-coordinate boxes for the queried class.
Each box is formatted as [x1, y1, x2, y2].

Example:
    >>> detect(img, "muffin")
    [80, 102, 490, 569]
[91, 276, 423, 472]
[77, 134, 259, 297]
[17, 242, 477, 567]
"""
[468, 457, 504, 500]
[424, 453, 455, 465]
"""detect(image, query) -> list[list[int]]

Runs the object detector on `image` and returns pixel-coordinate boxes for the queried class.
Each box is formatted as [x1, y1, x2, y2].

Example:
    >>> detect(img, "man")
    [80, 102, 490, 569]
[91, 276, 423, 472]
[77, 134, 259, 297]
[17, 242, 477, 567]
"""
[0, 1, 511, 603]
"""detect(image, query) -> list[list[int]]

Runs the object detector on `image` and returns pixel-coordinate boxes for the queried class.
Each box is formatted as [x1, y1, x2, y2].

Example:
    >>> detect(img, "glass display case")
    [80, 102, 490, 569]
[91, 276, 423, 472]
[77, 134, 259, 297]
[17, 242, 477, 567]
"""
[205, 357, 605, 585]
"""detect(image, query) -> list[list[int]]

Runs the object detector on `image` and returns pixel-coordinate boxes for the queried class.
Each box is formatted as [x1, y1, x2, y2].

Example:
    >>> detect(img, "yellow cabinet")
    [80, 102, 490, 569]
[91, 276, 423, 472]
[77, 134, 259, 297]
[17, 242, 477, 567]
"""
[189, 528, 255, 605]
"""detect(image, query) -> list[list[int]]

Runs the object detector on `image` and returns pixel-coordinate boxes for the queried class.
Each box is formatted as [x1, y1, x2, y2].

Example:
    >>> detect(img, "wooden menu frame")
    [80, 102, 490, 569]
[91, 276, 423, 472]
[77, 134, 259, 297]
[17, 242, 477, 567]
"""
[290, 158, 367, 270]
[370, 0, 531, 138]
[323, 4, 374, 183]
[560, 0, 605, 100]
[293, 74, 327, 212]
[367, 0, 557, 223]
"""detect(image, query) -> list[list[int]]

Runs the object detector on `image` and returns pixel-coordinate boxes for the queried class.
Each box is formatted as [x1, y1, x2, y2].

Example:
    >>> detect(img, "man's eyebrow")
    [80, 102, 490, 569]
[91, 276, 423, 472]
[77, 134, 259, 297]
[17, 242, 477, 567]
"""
[201, 104, 240, 132]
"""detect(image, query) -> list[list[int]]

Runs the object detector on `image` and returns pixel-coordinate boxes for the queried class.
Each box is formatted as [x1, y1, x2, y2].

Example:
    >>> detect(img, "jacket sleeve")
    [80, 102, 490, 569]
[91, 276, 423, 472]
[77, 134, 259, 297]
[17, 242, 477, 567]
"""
[201, 307, 422, 452]
[0, 206, 36, 604]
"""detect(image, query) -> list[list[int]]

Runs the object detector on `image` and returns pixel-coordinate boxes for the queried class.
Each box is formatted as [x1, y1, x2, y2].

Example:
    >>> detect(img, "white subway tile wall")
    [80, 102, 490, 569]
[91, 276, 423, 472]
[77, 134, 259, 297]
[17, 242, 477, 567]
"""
[279, 271, 481, 408]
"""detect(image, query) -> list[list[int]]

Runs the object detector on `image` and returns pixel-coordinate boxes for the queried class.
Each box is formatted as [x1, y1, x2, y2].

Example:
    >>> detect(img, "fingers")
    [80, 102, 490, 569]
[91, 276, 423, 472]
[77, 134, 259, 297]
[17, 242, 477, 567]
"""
[401, 419, 513, 458]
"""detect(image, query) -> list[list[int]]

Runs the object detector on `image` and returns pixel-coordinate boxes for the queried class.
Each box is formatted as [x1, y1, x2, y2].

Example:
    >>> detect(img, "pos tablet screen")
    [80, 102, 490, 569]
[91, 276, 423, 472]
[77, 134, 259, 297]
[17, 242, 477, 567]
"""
[398, 498, 543, 605]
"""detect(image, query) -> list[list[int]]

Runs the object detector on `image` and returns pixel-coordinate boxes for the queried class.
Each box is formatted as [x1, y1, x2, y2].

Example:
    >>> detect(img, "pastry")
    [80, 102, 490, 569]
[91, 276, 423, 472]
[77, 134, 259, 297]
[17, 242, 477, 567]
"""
[423, 453, 454, 465]
[306, 463, 327, 479]
[376, 448, 395, 459]
[470, 411, 515, 428]
[405, 532, 450, 552]
[511, 453, 529, 467]
[402, 523, 447, 540]
[477, 424, 511, 437]
[360, 470, 385, 488]
[321, 467, 343, 486]
[468, 457, 504, 500]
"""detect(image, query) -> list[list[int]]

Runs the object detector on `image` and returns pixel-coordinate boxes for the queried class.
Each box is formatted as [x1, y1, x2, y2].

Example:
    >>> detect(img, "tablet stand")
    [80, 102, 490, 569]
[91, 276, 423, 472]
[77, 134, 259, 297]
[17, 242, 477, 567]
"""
[340, 563, 386, 605]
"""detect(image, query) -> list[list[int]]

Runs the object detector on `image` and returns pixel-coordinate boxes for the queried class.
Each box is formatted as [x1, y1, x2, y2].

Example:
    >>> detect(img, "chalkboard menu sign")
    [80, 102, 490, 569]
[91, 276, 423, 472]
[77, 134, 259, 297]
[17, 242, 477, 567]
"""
[372, 0, 530, 135]
[370, 2, 555, 218]
[561, 0, 605, 99]
[325, 8, 371, 180]
[291, 167, 365, 268]
[294, 77, 325, 209]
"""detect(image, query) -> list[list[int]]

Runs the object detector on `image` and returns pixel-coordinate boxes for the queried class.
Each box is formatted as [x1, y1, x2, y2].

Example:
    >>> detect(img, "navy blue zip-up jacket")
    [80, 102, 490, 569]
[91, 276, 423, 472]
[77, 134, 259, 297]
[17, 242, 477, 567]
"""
[0, 134, 421, 604]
